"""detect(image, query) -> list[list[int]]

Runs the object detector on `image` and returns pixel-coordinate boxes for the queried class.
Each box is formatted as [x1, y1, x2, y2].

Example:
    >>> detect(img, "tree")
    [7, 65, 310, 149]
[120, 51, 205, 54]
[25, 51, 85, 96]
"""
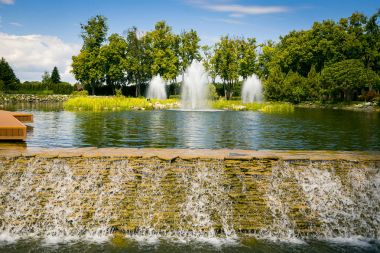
[211, 36, 240, 100]
[0, 57, 20, 91]
[51, 66, 61, 84]
[237, 38, 257, 80]
[320, 59, 379, 101]
[41, 71, 51, 89]
[72, 15, 108, 95]
[178, 29, 201, 81]
[80, 15, 108, 50]
[100, 33, 128, 94]
[125, 27, 151, 97]
[144, 21, 179, 81]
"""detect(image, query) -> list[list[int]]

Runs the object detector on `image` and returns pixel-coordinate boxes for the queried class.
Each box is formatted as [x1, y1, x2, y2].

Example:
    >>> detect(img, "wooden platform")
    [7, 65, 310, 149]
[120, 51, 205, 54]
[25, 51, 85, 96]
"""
[0, 110, 33, 141]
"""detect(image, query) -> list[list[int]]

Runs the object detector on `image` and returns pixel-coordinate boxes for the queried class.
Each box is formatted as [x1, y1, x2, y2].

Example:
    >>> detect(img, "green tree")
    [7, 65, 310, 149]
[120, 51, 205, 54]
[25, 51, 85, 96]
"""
[100, 33, 128, 94]
[144, 21, 179, 81]
[72, 15, 108, 95]
[41, 71, 52, 89]
[211, 36, 240, 100]
[320, 59, 379, 101]
[51, 66, 61, 84]
[80, 15, 108, 50]
[237, 38, 257, 80]
[0, 57, 20, 91]
[178, 29, 201, 80]
[125, 27, 151, 97]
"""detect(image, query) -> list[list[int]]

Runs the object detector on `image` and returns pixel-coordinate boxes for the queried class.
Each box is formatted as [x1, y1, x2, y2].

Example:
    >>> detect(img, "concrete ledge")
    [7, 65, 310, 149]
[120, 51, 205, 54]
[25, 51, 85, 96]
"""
[0, 146, 379, 161]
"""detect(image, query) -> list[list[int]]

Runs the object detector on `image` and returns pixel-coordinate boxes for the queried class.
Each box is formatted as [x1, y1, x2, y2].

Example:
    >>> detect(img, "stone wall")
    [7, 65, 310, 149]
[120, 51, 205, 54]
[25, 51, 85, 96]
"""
[0, 148, 379, 238]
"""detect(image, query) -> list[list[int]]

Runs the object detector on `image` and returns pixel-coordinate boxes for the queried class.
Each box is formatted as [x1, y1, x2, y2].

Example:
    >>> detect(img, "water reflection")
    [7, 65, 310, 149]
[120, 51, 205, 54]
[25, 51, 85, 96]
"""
[2, 104, 380, 150]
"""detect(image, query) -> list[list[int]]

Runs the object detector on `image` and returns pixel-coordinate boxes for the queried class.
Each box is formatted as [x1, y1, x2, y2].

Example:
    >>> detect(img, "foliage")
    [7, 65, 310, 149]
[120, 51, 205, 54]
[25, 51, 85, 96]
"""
[320, 59, 380, 101]
[125, 27, 151, 97]
[80, 15, 108, 50]
[211, 99, 294, 113]
[72, 15, 109, 95]
[144, 21, 179, 81]
[71, 90, 89, 97]
[178, 29, 201, 75]
[0, 57, 20, 91]
[261, 10, 380, 103]
[16, 81, 74, 94]
[115, 88, 123, 97]
[208, 84, 218, 100]
[211, 36, 257, 100]
[63, 96, 179, 111]
[51, 66, 61, 84]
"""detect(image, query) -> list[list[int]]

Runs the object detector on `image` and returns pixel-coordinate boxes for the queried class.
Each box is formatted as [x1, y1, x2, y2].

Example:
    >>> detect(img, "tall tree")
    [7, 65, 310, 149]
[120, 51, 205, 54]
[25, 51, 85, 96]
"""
[0, 57, 20, 91]
[178, 29, 201, 81]
[80, 15, 108, 50]
[237, 38, 257, 80]
[211, 36, 240, 100]
[144, 21, 179, 81]
[72, 15, 108, 95]
[125, 27, 151, 97]
[100, 33, 128, 94]
[51, 66, 61, 84]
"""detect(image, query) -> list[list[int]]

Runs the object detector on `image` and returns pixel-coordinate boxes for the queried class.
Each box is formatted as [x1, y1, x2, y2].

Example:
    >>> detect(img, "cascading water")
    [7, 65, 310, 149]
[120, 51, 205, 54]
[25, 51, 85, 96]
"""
[181, 60, 209, 110]
[241, 74, 263, 103]
[147, 75, 167, 99]
[0, 156, 379, 247]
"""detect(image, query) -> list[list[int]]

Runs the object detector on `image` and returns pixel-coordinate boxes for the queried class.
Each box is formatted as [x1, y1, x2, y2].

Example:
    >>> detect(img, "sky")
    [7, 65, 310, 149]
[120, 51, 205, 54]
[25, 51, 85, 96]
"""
[0, 0, 378, 83]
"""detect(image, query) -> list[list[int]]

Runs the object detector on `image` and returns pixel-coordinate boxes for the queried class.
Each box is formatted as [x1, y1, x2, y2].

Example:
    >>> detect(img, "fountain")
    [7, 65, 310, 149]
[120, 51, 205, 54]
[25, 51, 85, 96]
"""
[147, 75, 167, 99]
[181, 60, 209, 110]
[241, 74, 263, 103]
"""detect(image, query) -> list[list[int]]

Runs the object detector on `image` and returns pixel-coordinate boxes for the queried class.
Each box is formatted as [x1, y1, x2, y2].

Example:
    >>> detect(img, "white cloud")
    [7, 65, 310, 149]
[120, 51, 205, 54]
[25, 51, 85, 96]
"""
[9, 22, 22, 27]
[203, 4, 289, 15]
[0, 0, 15, 5]
[187, 0, 290, 16]
[0, 33, 80, 83]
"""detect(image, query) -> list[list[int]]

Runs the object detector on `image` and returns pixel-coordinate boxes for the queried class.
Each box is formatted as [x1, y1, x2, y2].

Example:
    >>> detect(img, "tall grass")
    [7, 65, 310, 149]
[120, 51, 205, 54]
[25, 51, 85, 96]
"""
[211, 100, 294, 113]
[64, 96, 179, 111]
[64, 96, 294, 113]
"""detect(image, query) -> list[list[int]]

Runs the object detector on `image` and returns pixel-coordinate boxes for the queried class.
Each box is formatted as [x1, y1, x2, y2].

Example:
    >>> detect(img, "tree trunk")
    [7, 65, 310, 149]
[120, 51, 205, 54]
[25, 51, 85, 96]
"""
[91, 84, 95, 96]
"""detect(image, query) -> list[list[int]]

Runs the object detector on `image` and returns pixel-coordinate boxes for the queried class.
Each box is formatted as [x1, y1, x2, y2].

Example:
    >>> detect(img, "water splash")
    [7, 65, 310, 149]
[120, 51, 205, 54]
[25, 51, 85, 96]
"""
[181, 60, 209, 110]
[241, 74, 263, 103]
[0, 157, 379, 245]
[147, 75, 167, 99]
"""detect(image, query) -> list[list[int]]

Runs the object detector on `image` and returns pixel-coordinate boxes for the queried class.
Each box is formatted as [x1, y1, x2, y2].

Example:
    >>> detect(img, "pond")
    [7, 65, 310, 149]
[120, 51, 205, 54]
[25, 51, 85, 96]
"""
[2, 103, 380, 150]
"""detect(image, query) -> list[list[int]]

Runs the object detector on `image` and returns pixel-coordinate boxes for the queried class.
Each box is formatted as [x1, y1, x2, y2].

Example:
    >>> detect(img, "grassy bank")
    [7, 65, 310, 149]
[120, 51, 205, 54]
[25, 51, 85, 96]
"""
[64, 96, 180, 111]
[211, 100, 295, 113]
[64, 96, 295, 113]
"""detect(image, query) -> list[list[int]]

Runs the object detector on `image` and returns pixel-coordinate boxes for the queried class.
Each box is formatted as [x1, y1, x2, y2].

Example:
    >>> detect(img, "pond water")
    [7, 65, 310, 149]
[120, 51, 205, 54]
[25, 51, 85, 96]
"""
[1, 103, 380, 150]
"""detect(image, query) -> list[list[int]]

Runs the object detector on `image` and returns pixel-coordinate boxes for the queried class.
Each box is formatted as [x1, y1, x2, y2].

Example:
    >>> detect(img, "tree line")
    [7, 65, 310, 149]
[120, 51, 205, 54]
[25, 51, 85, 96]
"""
[0, 59, 73, 95]
[260, 10, 380, 103]
[71, 15, 257, 99]
[2, 10, 380, 103]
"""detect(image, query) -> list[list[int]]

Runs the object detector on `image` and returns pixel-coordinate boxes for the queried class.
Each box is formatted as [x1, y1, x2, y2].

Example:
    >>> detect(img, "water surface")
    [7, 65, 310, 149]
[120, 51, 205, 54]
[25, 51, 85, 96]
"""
[2, 104, 380, 150]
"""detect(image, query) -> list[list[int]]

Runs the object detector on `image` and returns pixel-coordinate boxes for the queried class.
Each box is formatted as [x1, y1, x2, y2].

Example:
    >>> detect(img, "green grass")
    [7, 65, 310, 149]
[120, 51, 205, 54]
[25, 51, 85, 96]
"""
[64, 96, 179, 111]
[211, 100, 294, 113]
[63, 96, 294, 113]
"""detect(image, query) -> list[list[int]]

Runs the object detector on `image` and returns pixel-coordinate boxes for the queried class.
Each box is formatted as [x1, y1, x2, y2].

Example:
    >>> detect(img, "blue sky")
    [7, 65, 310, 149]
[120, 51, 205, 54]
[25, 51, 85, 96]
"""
[0, 0, 378, 82]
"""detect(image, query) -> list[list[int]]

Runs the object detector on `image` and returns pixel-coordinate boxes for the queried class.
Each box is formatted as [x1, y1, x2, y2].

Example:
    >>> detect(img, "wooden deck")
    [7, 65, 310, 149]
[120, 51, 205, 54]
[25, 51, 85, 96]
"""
[0, 111, 33, 141]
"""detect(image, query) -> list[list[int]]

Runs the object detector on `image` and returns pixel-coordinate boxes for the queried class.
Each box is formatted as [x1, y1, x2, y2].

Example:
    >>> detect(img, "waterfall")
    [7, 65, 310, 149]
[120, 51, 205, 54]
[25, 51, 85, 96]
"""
[0, 156, 379, 244]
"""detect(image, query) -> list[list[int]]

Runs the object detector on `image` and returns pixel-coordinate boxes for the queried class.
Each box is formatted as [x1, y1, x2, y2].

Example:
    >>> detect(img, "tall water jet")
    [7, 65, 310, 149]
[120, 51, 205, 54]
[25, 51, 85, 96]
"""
[181, 60, 209, 110]
[147, 75, 167, 99]
[241, 74, 263, 103]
